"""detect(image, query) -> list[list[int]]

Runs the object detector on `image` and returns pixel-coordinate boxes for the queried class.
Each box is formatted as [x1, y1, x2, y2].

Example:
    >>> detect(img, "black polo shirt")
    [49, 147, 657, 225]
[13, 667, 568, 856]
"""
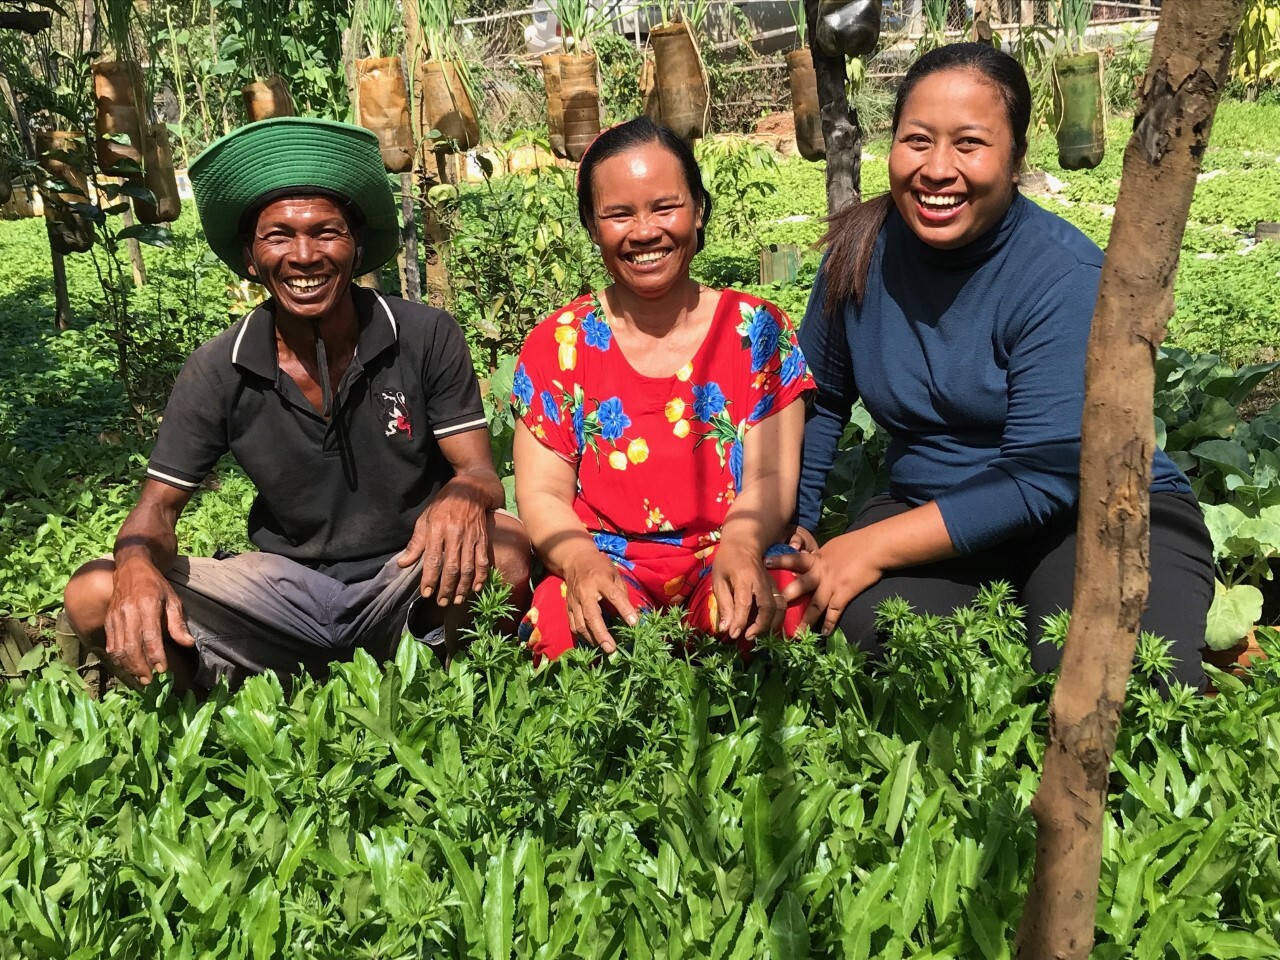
[148, 286, 487, 584]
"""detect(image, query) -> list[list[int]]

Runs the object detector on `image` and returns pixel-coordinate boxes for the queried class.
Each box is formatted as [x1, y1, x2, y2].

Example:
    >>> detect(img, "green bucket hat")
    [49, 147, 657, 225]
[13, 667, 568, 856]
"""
[190, 117, 400, 281]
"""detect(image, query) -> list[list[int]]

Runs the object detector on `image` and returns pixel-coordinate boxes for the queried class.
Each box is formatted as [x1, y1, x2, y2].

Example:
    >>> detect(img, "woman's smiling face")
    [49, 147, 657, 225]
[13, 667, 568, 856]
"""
[587, 141, 702, 300]
[888, 68, 1021, 250]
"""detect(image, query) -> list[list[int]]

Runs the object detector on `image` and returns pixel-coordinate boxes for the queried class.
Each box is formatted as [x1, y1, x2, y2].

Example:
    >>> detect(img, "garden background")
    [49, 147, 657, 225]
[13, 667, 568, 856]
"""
[2, 1, 1280, 956]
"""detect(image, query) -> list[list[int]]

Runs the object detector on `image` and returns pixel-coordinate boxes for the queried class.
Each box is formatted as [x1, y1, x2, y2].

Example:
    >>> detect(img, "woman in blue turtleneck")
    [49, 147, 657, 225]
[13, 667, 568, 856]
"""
[766, 43, 1213, 691]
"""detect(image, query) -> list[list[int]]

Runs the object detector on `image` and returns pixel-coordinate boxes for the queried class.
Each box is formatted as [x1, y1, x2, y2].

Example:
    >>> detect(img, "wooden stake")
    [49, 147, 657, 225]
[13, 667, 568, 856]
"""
[120, 206, 147, 286]
[803, 0, 862, 215]
[398, 171, 421, 302]
[1014, 3, 1247, 957]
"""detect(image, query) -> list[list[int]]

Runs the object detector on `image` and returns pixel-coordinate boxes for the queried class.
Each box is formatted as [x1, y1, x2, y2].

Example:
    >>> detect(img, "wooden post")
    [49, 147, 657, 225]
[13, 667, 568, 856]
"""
[1013, 3, 1247, 958]
[398, 171, 421, 302]
[120, 206, 147, 286]
[803, 0, 862, 215]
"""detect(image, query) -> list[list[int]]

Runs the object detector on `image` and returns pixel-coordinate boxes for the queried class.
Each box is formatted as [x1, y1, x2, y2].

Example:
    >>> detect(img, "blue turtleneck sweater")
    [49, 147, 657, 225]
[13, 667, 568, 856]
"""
[796, 193, 1189, 554]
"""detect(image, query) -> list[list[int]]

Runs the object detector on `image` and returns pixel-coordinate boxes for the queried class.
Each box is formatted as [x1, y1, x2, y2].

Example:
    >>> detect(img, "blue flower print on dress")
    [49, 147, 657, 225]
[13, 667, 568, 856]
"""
[593, 531, 635, 569]
[512, 363, 535, 407]
[748, 305, 781, 373]
[728, 440, 744, 493]
[692, 381, 727, 422]
[597, 397, 631, 442]
[582, 311, 612, 351]
[780, 348, 807, 387]
[540, 390, 561, 425]
[749, 394, 774, 423]
[572, 403, 585, 452]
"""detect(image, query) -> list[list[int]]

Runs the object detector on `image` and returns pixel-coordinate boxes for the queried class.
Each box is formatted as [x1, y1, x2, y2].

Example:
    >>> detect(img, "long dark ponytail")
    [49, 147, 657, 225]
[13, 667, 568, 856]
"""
[819, 42, 1031, 318]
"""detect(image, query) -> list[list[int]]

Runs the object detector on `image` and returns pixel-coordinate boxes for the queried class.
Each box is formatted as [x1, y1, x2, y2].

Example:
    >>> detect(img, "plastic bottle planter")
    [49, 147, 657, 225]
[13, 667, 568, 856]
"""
[786, 48, 825, 162]
[560, 54, 601, 162]
[242, 75, 296, 122]
[542, 54, 568, 160]
[651, 22, 708, 142]
[357, 56, 414, 173]
[134, 123, 182, 225]
[92, 60, 145, 174]
[36, 130, 95, 254]
[421, 61, 480, 155]
[1052, 51, 1106, 171]
[815, 0, 881, 59]
[760, 243, 802, 285]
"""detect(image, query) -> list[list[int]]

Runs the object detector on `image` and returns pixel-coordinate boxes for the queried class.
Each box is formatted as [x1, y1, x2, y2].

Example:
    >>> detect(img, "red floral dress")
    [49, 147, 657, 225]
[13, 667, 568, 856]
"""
[512, 288, 815, 659]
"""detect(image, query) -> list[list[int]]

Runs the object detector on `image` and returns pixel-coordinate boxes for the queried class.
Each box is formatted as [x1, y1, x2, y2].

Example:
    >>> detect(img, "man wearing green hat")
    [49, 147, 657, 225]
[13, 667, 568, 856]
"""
[63, 117, 529, 693]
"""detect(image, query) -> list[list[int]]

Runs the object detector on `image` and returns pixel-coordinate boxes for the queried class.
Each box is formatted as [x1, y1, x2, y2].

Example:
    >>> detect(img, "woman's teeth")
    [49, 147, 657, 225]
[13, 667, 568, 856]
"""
[918, 193, 963, 208]
[628, 250, 668, 264]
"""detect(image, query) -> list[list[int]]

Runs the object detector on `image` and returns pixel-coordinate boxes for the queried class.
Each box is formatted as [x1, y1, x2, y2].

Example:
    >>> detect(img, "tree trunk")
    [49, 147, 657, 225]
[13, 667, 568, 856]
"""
[803, 0, 862, 215]
[1014, 2, 1246, 958]
[398, 171, 421, 302]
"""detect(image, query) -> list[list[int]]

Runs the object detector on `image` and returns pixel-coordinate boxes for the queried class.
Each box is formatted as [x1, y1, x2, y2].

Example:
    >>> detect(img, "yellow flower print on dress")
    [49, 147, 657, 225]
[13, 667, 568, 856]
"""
[627, 438, 649, 464]
[673, 419, 691, 438]
[676, 362, 693, 382]
[665, 397, 686, 422]
[554, 324, 578, 371]
[609, 450, 628, 470]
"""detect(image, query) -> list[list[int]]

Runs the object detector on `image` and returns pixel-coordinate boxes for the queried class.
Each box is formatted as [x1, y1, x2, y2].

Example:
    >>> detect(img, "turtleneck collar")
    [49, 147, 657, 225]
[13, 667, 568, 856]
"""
[887, 190, 1027, 271]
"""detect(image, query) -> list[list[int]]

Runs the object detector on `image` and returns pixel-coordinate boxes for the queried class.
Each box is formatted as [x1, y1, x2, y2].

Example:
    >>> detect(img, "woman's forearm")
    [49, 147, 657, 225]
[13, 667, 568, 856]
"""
[518, 491, 599, 577]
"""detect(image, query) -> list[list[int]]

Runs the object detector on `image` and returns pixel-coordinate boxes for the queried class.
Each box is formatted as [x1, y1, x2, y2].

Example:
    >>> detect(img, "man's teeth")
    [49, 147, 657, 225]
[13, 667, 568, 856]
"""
[919, 194, 962, 208]
[630, 251, 668, 263]
[285, 277, 328, 290]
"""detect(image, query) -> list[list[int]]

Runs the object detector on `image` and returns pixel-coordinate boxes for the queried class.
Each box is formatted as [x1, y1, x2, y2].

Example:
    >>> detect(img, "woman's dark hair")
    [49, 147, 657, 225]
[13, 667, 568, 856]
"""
[576, 116, 713, 252]
[820, 42, 1032, 316]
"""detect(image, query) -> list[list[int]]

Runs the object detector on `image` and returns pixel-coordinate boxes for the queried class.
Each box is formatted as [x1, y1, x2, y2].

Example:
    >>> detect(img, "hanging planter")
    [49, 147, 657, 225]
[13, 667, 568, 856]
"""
[242, 74, 295, 122]
[92, 60, 145, 174]
[1, 183, 35, 220]
[420, 60, 480, 154]
[650, 21, 708, 142]
[1052, 51, 1106, 171]
[640, 49, 661, 120]
[815, 0, 881, 58]
[559, 53, 601, 162]
[36, 130, 95, 254]
[357, 56, 414, 173]
[134, 122, 182, 224]
[786, 48, 825, 162]
[541, 53, 568, 160]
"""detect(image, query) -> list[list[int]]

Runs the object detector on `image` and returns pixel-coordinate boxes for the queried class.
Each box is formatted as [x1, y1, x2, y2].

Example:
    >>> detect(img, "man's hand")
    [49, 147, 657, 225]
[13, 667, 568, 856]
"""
[560, 546, 639, 655]
[398, 476, 494, 605]
[105, 558, 197, 686]
[711, 541, 784, 641]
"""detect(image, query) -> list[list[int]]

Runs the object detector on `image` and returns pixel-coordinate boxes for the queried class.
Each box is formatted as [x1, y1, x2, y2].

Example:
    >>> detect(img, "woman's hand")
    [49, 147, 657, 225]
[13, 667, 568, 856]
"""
[766, 528, 885, 635]
[711, 541, 783, 641]
[764, 526, 821, 603]
[560, 546, 639, 655]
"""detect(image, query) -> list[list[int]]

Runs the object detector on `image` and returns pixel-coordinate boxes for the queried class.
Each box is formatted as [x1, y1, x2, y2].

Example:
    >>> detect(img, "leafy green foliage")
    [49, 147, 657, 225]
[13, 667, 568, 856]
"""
[1, 584, 1277, 957]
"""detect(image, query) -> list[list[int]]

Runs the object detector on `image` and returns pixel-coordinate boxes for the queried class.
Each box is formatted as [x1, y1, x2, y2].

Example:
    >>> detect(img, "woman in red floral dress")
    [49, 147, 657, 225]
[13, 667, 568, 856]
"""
[511, 117, 815, 660]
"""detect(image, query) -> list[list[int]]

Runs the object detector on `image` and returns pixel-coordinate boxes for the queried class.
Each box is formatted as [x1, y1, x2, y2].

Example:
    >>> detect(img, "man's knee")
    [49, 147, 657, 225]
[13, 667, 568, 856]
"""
[491, 511, 532, 596]
[63, 558, 115, 648]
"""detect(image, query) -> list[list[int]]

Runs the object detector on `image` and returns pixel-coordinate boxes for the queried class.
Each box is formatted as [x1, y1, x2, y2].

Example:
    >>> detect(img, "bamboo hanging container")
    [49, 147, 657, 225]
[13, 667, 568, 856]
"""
[2, 182, 35, 219]
[650, 22, 708, 142]
[93, 60, 145, 174]
[356, 56, 414, 173]
[420, 60, 480, 154]
[134, 122, 182, 224]
[36, 130, 95, 253]
[786, 48, 825, 161]
[541, 53, 568, 160]
[242, 74, 296, 121]
[640, 50, 661, 120]
[559, 54, 601, 162]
